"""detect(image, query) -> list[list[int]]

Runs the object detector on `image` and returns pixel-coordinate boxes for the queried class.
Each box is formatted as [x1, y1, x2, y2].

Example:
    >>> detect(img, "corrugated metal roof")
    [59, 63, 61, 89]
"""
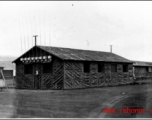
[133, 61, 152, 67]
[36, 46, 133, 63]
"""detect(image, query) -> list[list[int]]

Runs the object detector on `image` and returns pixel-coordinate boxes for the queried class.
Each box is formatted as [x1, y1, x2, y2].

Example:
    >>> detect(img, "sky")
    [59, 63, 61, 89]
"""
[0, 1, 152, 62]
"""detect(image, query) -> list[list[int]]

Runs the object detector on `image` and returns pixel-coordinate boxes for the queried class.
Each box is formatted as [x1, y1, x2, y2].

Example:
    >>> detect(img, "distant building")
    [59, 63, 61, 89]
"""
[13, 46, 134, 90]
[0, 60, 15, 79]
[133, 61, 152, 80]
[0, 67, 4, 79]
[3, 68, 14, 79]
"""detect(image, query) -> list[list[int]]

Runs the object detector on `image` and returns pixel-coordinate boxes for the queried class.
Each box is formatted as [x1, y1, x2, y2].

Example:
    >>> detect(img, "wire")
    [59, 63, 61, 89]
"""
[19, 16, 22, 54]
[39, 10, 42, 57]
[44, 11, 46, 46]
[30, 13, 33, 47]
[34, 13, 37, 39]
[34, 13, 37, 58]
[30, 13, 34, 59]
[49, 12, 51, 46]
[25, 14, 30, 58]
[39, 10, 41, 47]
[22, 15, 26, 53]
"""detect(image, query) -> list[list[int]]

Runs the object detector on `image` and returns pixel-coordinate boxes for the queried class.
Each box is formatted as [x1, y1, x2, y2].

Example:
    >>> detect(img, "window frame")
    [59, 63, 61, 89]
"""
[148, 67, 152, 73]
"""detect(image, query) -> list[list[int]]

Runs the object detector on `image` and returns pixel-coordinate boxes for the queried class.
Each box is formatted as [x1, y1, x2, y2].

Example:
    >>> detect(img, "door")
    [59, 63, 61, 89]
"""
[34, 63, 42, 89]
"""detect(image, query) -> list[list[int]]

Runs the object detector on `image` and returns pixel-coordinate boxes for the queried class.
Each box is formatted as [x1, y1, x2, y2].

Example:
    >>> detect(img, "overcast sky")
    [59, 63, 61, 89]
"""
[0, 1, 152, 61]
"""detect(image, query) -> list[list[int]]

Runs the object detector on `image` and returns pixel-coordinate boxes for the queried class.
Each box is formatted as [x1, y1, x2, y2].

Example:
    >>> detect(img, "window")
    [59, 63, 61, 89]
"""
[98, 63, 104, 72]
[111, 64, 117, 72]
[43, 62, 53, 73]
[83, 62, 90, 73]
[24, 64, 33, 74]
[148, 67, 152, 72]
[123, 65, 128, 72]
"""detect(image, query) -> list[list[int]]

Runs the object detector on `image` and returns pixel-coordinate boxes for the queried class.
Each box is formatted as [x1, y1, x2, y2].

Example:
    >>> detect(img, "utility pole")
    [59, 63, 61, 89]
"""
[33, 35, 38, 46]
[109, 45, 113, 53]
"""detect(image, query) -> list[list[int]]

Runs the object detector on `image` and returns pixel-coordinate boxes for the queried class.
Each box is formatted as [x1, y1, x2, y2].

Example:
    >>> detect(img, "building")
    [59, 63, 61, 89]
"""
[133, 61, 152, 80]
[0, 66, 15, 88]
[3, 69, 14, 79]
[0, 67, 4, 79]
[0, 60, 15, 79]
[13, 46, 134, 90]
[0, 67, 13, 79]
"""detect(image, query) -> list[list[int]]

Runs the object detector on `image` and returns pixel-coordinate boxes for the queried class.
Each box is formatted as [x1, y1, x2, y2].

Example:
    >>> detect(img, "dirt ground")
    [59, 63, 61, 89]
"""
[0, 83, 151, 118]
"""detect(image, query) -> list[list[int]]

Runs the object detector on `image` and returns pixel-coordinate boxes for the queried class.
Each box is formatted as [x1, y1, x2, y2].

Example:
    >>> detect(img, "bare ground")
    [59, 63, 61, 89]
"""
[0, 83, 151, 118]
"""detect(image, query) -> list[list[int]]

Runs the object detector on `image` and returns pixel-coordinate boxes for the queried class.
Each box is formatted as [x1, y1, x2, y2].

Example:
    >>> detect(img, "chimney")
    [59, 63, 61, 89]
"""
[33, 35, 38, 46]
[110, 45, 113, 53]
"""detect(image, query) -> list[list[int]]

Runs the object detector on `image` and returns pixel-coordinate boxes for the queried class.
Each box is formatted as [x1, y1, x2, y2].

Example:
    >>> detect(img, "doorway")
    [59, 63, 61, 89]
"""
[34, 63, 42, 89]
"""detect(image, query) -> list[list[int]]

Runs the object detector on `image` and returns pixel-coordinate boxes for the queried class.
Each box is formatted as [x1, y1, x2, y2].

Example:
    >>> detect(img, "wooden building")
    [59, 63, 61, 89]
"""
[133, 61, 152, 80]
[13, 46, 134, 90]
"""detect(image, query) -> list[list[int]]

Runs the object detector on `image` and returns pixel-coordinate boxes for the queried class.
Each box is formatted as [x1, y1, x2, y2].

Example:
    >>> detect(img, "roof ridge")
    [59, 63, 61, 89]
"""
[37, 45, 113, 54]
[13, 45, 132, 63]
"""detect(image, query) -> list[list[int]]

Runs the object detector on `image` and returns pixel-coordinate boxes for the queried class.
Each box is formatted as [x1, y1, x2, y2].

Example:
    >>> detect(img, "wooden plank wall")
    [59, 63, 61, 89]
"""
[15, 57, 64, 90]
[35, 57, 64, 90]
[41, 58, 64, 89]
[64, 61, 133, 89]
[64, 61, 82, 89]
[16, 59, 133, 90]
[16, 63, 34, 89]
[41, 73, 53, 89]
[47, 58, 64, 90]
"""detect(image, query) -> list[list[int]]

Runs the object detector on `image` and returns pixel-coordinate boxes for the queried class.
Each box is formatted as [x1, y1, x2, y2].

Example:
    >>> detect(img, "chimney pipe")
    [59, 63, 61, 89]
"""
[110, 45, 113, 53]
[33, 35, 38, 46]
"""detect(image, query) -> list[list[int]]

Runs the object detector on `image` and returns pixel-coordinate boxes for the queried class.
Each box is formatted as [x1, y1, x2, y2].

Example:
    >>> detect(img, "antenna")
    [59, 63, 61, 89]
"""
[33, 35, 38, 46]
[109, 45, 113, 53]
